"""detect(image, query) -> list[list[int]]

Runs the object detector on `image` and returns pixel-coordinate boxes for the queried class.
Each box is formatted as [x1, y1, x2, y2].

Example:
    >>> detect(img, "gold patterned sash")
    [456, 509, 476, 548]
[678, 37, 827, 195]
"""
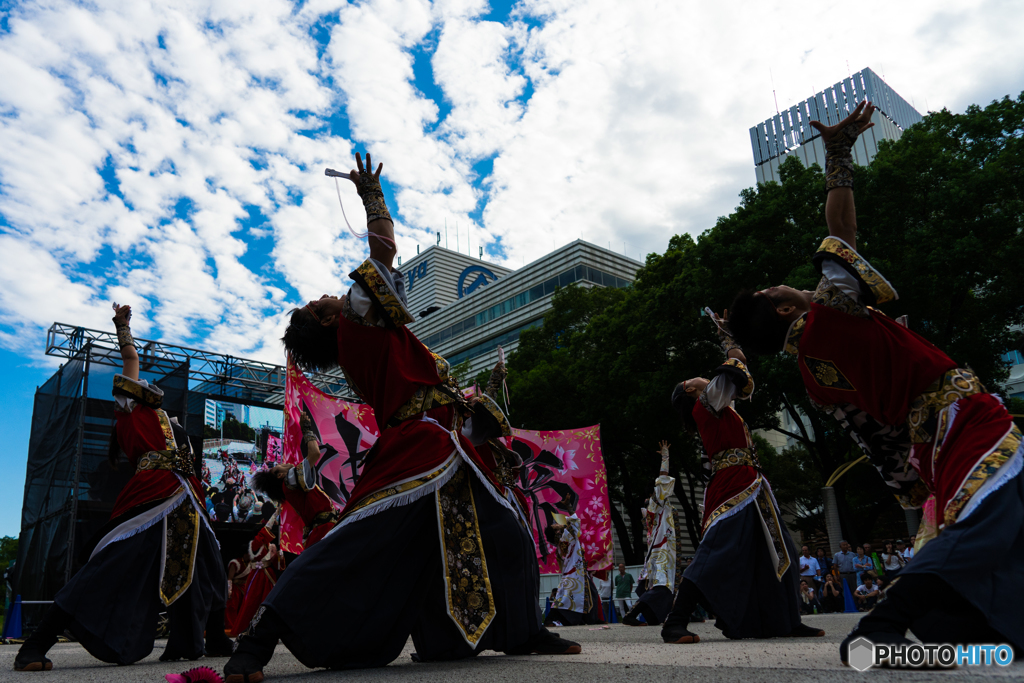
[907, 367, 984, 444]
[710, 447, 758, 474]
[159, 500, 201, 605]
[437, 467, 495, 646]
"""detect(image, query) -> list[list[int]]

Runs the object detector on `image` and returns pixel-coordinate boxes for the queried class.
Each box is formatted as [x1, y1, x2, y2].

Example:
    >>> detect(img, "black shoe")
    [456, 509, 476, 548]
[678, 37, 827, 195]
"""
[224, 651, 266, 683]
[205, 632, 235, 657]
[505, 628, 581, 655]
[661, 624, 700, 644]
[787, 622, 825, 638]
[13, 647, 53, 672]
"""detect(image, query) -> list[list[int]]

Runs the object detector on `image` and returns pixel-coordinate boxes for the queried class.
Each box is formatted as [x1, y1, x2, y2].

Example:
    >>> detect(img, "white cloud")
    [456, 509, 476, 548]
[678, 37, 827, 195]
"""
[1, 0, 1021, 364]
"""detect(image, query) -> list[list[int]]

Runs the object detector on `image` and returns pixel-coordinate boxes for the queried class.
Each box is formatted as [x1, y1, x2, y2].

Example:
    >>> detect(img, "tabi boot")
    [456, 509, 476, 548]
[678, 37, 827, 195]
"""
[13, 605, 71, 671]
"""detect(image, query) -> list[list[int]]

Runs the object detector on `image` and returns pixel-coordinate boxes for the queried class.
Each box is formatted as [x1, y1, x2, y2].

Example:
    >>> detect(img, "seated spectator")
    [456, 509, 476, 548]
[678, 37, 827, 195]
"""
[853, 546, 874, 586]
[880, 541, 905, 582]
[820, 574, 844, 613]
[798, 580, 820, 615]
[855, 577, 879, 611]
[814, 547, 832, 591]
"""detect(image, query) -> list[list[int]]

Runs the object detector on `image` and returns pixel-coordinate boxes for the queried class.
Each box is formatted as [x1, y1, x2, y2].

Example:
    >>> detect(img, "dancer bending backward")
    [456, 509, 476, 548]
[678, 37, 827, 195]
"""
[14, 306, 232, 671]
[728, 100, 1024, 662]
[224, 153, 579, 683]
[662, 318, 824, 643]
[623, 441, 677, 626]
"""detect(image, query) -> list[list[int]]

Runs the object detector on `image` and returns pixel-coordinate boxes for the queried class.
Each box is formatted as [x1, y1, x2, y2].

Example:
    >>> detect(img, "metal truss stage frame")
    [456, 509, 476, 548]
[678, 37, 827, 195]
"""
[46, 321, 355, 405]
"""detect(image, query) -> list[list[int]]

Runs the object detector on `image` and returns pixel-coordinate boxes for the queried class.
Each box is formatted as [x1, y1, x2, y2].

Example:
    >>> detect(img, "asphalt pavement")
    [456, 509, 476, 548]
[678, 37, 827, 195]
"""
[1, 613, 1021, 682]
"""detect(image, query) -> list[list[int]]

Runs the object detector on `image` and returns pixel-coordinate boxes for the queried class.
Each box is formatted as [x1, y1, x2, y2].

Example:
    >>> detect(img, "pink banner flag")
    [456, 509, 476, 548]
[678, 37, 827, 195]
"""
[265, 435, 283, 463]
[509, 425, 612, 573]
[280, 359, 380, 553]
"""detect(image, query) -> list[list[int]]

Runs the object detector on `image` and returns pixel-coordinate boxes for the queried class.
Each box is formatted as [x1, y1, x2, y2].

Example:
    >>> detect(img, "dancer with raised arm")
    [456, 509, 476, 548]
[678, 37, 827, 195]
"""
[224, 153, 578, 683]
[660, 314, 823, 644]
[14, 305, 231, 671]
[728, 100, 1023, 662]
[545, 511, 601, 626]
[623, 441, 676, 626]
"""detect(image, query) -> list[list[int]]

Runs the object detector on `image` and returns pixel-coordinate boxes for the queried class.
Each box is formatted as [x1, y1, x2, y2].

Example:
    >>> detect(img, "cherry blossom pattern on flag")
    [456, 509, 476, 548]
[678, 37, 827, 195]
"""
[280, 358, 380, 553]
[509, 425, 612, 574]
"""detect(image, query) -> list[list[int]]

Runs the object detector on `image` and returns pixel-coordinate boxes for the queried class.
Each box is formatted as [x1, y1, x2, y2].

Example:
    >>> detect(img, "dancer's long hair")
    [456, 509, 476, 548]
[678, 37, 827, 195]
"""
[252, 470, 285, 502]
[670, 383, 698, 433]
[282, 307, 339, 373]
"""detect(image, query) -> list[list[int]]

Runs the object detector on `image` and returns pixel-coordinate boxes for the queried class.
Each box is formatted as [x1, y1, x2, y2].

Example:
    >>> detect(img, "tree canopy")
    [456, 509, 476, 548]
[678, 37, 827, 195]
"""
[506, 93, 1024, 562]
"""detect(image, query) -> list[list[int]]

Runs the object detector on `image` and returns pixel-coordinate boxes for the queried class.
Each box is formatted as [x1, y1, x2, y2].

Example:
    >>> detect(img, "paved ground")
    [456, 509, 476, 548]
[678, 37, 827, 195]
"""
[1, 613, 1021, 682]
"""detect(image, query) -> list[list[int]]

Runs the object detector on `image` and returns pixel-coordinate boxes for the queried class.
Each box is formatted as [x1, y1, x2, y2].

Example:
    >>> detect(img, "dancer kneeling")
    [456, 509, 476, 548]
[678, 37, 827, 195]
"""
[661, 317, 823, 644]
[224, 153, 578, 683]
[623, 441, 677, 626]
[15, 306, 230, 671]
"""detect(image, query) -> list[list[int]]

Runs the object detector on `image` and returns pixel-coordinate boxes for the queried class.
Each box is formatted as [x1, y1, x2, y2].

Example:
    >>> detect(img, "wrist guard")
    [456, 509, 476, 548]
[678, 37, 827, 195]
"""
[824, 122, 862, 191]
[660, 450, 670, 473]
[355, 172, 393, 225]
[115, 324, 135, 349]
[720, 335, 741, 356]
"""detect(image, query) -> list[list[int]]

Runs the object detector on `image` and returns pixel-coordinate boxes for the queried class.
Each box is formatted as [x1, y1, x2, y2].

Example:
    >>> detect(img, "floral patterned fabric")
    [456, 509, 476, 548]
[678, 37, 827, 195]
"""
[551, 513, 591, 613]
[642, 475, 677, 590]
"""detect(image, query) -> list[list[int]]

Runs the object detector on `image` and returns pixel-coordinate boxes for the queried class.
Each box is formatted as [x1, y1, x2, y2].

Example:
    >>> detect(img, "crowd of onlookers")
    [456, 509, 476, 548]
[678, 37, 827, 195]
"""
[797, 537, 916, 614]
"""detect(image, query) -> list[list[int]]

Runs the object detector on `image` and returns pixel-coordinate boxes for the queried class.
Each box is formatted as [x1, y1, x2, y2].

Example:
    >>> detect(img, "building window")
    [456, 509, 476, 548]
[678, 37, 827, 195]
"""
[420, 264, 630, 348]
[1002, 350, 1024, 366]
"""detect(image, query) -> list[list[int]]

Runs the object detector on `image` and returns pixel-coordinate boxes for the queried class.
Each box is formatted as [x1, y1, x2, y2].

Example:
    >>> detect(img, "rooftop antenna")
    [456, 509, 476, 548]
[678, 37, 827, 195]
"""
[770, 68, 780, 115]
[436, 231, 441, 245]
[445, 219, 448, 249]
[456, 222, 459, 254]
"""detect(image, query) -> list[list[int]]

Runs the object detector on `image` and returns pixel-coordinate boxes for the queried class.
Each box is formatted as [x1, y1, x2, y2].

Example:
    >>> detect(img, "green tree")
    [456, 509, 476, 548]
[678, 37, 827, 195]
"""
[507, 92, 1024, 557]
[1, 535, 17, 604]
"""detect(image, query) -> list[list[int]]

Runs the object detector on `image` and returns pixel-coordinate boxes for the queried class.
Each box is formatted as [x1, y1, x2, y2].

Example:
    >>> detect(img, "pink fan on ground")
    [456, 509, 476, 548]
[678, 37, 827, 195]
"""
[165, 666, 224, 683]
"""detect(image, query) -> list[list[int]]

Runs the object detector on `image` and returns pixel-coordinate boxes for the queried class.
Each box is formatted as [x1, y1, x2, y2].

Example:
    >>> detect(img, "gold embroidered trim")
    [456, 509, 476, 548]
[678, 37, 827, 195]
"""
[136, 449, 194, 475]
[721, 358, 754, 400]
[477, 394, 511, 437]
[783, 316, 806, 355]
[351, 259, 414, 327]
[944, 425, 1020, 525]
[159, 501, 200, 605]
[112, 374, 164, 409]
[754, 485, 791, 580]
[709, 447, 758, 474]
[340, 456, 459, 521]
[437, 467, 495, 645]
[812, 275, 870, 318]
[816, 237, 898, 305]
[303, 508, 341, 543]
[703, 477, 759, 534]
[907, 368, 985, 445]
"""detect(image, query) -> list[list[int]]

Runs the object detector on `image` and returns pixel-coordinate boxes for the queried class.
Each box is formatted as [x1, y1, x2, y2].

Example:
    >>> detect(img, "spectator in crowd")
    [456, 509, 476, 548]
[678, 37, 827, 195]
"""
[903, 536, 916, 562]
[820, 574, 844, 614]
[799, 580, 820, 615]
[853, 546, 874, 586]
[814, 547, 832, 591]
[881, 541, 905, 582]
[855, 577, 880, 611]
[833, 540, 857, 596]
[798, 546, 820, 586]
[862, 542, 881, 581]
[613, 563, 635, 620]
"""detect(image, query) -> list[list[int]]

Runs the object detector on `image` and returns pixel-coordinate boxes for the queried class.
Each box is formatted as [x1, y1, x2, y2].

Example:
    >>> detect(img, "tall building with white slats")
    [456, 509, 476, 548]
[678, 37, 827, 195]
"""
[750, 68, 923, 185]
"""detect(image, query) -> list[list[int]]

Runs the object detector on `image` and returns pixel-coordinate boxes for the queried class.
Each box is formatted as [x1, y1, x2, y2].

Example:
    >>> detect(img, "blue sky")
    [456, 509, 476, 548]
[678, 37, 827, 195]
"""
[1, 0, 1023, 537]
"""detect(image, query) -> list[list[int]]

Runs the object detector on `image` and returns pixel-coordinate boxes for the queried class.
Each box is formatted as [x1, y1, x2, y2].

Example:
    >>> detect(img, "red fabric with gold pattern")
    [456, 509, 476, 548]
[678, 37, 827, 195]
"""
[692, 400, 749, 455]
[109, 405, 204, 519]
[799, 303, 957, 425]
[334, 314, 503, 514]
[282, 483, 338, 547]
[700, 465, 758, 529]
[335, 314, 442, 425]
[693, 401, 757, 529]
[910, 393, 1014, 517]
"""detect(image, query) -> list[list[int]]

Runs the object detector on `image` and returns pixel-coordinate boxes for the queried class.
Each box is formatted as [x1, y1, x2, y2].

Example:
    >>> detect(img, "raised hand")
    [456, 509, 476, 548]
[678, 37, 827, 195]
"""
[809, 100, 876, 145]
[348, 151, 384, 197]
[112, 304, 132, 327]
[658, 440, 671, 452]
